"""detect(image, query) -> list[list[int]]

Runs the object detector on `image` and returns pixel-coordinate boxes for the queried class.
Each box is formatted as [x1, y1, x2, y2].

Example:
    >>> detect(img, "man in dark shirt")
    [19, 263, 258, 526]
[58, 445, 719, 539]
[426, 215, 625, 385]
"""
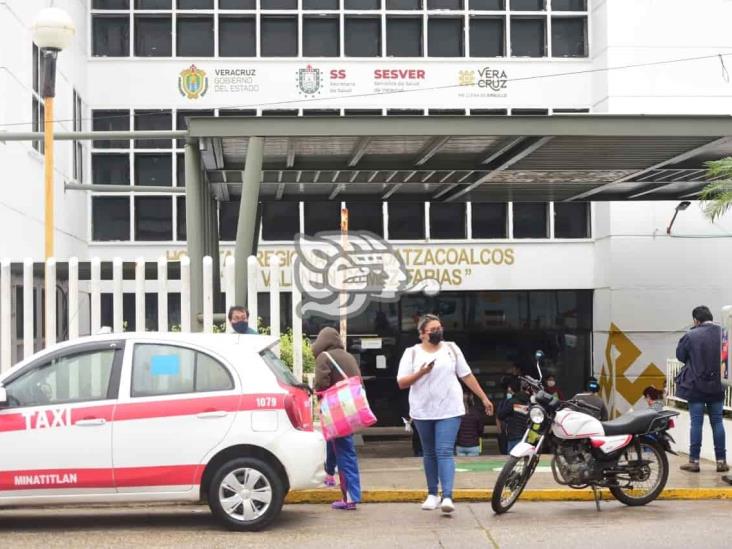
[573, 376, 609, 421]
[675, 306, 728, 476]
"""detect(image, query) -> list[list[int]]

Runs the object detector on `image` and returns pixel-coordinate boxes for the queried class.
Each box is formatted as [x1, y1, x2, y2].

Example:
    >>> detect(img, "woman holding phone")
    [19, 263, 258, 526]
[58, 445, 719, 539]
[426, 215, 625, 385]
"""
[397, 313, 494, 514]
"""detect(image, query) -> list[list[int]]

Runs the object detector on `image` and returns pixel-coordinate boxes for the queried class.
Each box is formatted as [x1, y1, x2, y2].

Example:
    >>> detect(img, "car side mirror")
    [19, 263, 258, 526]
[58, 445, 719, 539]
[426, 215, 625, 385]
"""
[0, 386, 7, 408]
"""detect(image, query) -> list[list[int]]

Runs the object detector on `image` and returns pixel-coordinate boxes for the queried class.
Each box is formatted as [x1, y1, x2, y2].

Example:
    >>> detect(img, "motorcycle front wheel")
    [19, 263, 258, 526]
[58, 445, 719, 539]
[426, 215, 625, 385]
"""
[609, 439, 669, 506]
[491, 454, 537, 514]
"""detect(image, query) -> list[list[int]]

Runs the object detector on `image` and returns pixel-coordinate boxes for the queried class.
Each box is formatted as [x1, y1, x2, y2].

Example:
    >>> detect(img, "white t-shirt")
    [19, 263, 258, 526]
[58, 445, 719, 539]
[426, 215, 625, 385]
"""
[397, 342, 472, 420]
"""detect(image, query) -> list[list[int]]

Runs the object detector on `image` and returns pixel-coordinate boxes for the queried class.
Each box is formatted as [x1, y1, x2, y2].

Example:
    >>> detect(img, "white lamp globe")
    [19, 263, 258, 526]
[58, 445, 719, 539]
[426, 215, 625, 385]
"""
[31, 7, 76, 51]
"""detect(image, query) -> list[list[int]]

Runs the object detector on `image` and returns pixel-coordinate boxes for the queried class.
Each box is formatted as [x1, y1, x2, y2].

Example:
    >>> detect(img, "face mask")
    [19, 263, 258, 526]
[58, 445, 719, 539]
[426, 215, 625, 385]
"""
[232, 321, 249, 334]
[506, 393, 513, 400]
[546, 380, 556, 388]
[427, 329, 444, 345]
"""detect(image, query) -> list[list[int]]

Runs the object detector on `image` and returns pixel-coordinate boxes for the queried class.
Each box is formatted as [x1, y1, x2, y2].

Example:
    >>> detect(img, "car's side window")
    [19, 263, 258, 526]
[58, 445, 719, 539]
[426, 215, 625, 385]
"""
[5, 349, 116, 408]
[131, 344, 234, 398]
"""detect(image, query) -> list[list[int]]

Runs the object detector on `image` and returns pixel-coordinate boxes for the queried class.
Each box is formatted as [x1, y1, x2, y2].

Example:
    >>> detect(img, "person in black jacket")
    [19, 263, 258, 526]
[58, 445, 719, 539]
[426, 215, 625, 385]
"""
[675, 306, 728, 475]
[497, 378, 530, 453]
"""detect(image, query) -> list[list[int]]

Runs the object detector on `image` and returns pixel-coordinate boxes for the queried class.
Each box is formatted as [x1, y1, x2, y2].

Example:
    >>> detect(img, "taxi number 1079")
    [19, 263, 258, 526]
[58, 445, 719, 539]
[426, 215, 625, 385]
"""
[256, 396, 278, 408]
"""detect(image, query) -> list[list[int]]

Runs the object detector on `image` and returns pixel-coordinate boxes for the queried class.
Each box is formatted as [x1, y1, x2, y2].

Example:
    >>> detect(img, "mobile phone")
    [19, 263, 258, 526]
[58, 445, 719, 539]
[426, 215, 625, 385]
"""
[424, 359, 436, 369]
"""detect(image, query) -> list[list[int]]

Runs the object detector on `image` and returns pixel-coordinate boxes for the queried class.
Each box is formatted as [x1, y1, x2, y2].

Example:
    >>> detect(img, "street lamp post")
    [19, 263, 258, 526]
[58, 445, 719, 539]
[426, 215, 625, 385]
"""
[31, 8, 76, 259]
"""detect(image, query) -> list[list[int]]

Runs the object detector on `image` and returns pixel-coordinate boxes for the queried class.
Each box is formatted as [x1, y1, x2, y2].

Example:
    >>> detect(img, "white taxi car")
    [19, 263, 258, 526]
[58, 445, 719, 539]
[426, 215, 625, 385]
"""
[0, 332, 325, 531]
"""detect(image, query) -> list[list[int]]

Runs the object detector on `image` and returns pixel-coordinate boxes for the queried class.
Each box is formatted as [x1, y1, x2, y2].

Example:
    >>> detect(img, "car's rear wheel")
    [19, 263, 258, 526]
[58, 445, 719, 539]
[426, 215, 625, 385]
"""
[207, 457, 285, 531]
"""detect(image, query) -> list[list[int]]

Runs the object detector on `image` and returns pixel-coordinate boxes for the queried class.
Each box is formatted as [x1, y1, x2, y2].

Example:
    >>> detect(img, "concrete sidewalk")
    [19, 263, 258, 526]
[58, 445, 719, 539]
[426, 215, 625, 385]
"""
[286, 452, 732, 504]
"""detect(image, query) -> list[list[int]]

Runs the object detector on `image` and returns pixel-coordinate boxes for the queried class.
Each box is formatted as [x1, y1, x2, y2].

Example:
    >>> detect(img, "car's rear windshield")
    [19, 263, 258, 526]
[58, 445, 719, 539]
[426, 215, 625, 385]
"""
[260, 349, 301, 387]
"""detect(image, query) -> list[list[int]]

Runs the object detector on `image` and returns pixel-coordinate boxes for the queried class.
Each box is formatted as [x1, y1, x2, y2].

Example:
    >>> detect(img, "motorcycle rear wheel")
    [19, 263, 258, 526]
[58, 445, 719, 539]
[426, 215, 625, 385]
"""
[491, 455, 536, 514]
[609, 439, 668, 506]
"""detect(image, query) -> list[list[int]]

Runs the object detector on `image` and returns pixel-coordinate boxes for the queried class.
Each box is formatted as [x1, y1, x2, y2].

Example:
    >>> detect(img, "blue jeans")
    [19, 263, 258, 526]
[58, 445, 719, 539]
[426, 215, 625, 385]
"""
[507, 438, 522, 453]
[413, 417, 462, 499]
[456, 445, 480, 457]
[688, 399, 726, 461]
[325, 439, 337, 475]
[329, 435, 361, 503]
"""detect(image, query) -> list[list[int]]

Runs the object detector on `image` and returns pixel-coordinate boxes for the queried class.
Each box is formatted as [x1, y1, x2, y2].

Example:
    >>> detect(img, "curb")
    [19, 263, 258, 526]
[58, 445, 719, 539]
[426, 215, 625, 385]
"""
[285, 487, 732, 504]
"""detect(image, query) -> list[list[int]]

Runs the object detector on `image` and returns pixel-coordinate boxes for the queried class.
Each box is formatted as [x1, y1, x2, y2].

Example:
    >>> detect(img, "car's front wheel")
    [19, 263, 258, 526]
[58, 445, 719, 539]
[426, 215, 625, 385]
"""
[207, 457, 286, 531]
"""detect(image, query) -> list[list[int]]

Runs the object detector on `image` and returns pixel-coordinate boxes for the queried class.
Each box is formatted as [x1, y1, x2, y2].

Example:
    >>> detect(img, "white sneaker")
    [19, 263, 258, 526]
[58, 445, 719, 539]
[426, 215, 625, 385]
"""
[441, 497, 455, 514]
[421, 494, 440, 510]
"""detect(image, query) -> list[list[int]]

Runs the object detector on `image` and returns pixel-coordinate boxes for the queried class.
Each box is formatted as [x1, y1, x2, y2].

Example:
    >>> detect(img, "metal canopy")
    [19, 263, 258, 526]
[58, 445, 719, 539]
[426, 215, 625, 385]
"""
[185, 115, 732, 203]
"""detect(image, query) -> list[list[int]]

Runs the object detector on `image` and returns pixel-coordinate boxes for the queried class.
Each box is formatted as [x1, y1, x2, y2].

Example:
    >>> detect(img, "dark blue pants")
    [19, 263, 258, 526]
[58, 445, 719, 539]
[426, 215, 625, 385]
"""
[329, 435, 361, 503]
[689, 399, 726, 461]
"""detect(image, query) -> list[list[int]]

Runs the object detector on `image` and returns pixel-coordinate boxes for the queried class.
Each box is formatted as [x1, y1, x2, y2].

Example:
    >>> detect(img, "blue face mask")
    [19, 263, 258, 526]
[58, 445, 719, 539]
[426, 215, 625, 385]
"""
[232, 321, 249, 334]
[506, 393, 513, 400]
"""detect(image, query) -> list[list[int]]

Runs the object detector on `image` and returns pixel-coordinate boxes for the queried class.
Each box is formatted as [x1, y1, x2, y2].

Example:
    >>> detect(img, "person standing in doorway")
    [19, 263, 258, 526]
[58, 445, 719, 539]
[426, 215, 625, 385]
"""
[312, 327, 362, 510]
[397, 314, 494, 515]
[497, 378, 530, 453]
[227, 305, 258, 334]
[675, 306, 728, 475]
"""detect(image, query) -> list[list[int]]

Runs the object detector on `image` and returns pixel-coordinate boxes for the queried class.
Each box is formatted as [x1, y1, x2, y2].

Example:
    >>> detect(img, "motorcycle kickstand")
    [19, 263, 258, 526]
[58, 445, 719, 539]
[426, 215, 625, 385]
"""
[591, 485, 601, 512]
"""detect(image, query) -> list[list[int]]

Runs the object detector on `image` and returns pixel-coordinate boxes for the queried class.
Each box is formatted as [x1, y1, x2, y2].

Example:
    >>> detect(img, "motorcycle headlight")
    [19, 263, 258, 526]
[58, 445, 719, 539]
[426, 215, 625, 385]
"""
[529, 406, 546, 424]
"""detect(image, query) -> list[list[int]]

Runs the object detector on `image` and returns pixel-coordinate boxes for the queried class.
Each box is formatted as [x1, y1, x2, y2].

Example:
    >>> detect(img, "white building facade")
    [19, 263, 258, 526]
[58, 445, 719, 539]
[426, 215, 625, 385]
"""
[2, 0, 732, 420]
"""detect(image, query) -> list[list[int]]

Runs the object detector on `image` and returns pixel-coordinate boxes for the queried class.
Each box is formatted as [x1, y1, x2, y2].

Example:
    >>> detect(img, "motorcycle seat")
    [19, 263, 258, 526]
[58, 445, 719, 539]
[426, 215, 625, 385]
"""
[601, 409, 659, 436]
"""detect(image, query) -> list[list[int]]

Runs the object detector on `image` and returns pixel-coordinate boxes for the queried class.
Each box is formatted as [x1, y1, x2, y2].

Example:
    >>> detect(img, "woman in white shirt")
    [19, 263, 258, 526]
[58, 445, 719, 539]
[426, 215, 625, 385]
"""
[397, 313, 494, 514]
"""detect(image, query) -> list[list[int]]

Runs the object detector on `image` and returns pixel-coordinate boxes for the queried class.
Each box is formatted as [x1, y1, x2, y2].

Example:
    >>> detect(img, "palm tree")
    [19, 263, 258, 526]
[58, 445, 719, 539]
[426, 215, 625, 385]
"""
[700, 158, 732, 221]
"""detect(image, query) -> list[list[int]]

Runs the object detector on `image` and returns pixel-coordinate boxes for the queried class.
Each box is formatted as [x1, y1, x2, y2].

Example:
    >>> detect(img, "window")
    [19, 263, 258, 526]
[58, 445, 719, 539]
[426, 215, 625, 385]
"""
[510, 17, 545, 56]
[304, 0, 339, 8]
[428, 18, 464, 57]
[260, 349, 302, 388]
[92, 197, 130, 241]
[428, 0, 463, 8]
[387, 0, 422, 8]
[134, 16, 172, 57]
[177, 16, 214, 57]
[177, 196, 187, 240]
[219, 201, 239, 240]
[134, 109, 172, 149]
[94, 0, 130, 7]
[510, 0, 544, 9]
[92, 16, 130, 57]
[177, 153, 185, 185]
[31, 45, 44, 154]
[551, 17, 586, 57]
[347, 202, 384, 237]
[135, 196, 173, 240]
[469, 0, 504, 7]
[345, 17, 381, 57]
[261, 17, 298, 57]
[135, 154, 173, 186]
[131, 344, 233, 397]
[177, 0, 213, 8]
[262, 202, 300, 241]
[136, 0, 171, 7]
[219, 0, 256, 8]
[219, 16, 256, 57]
[5, 349, 116, 407]
[303, 17, 339, 57]
[261, 0, 297, 9]
[304, 201, 341, 235]
[554, 202, 589, 238]
[388, 202, 425, 239]
[93, 109, 130, 149]
[513, 202, 548, 238]
[470, 17, 504, 56]
[176, 109, 214, 148]
[553, 0, 586, 10]
[430, 203, 466, 239]
[93, 154, 130, 185]
[387, 18, 423, 57]
[472, 202, 507, 238]
[69, 91, 83, 182]
[345, 0, 380, 7]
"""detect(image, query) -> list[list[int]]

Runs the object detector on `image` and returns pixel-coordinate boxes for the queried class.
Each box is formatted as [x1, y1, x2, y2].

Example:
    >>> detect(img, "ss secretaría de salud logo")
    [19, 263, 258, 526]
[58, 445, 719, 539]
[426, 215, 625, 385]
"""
[179, 64, 209, 100]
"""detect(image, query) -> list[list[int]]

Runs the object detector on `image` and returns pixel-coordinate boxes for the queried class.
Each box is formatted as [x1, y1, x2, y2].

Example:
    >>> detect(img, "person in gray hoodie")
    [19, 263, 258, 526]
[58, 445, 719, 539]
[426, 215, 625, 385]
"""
[313, 327, 362, 510]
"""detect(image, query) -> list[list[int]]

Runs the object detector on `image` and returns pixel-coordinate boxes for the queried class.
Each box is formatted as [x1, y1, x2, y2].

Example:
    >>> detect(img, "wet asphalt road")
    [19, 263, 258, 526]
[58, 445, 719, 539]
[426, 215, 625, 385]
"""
[0, 500, 730, 548]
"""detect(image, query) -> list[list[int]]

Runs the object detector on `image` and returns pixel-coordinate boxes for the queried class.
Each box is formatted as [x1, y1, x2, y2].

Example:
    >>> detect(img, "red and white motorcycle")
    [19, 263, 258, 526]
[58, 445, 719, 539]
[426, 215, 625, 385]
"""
[492, 351, 679, 514]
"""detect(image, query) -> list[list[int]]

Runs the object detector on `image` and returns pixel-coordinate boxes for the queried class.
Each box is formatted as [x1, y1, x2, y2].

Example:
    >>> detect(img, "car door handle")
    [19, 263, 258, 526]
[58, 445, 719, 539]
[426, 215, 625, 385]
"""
[75, 418, 107, 427]
[197, 411, 229, 419]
